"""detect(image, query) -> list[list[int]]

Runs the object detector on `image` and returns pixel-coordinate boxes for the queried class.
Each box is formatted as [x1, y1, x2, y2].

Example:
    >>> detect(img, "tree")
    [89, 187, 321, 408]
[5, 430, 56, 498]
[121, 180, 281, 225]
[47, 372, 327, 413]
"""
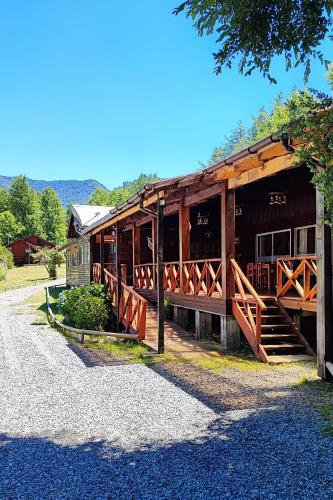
[0, 189, 10, 212]
[0, 244, 14, 281]
[208, 90, 309, 165]
[89, 173, 161, 207]
[40, 188, 67, 244]
[284, 89, 333, 223]
[173, 1, 332, 82]
[32, 247, 65, 279]
[9, 176, 44, 238]
[89, 188, 113, 206]
[0, 211, 22, 245]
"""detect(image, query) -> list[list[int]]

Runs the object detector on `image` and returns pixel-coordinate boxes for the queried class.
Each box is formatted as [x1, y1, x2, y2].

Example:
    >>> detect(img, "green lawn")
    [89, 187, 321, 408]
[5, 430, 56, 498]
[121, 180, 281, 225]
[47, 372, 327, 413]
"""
[0, 264, 65, 291]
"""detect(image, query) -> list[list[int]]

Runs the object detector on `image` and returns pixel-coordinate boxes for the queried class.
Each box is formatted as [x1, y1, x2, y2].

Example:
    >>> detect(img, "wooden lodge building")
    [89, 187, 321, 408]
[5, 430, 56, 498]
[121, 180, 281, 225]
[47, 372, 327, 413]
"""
[65, 135, 333, 379]
[65, 204, 115, 287]
[7, 235, 55, 265]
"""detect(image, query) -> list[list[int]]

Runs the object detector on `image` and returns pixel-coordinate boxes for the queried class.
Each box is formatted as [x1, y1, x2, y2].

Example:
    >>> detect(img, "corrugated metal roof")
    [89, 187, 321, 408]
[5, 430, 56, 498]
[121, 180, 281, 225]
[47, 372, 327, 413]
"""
[71, 204, 114, 230]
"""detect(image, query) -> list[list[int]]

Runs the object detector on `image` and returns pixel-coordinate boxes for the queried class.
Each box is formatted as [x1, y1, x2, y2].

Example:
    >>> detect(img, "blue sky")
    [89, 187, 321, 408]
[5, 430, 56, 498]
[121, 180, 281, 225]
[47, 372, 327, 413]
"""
[0, 1, 331, 189]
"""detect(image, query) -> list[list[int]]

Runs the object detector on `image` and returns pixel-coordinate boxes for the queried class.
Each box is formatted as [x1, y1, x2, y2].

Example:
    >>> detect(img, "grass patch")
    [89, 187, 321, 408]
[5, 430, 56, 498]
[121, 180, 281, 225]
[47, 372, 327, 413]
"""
[24, 286, 65, 322]
[0, 264, 65, 291]
[83, 337, 171, 365]
[192, 352, 271, 372]
[294, 375, 333, 436]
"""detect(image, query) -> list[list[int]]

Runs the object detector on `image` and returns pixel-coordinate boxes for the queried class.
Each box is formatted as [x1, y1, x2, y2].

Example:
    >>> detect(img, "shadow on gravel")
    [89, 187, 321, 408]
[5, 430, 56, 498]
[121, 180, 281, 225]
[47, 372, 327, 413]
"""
[66, 341, 129, 368]
[1, 406, 333, 499]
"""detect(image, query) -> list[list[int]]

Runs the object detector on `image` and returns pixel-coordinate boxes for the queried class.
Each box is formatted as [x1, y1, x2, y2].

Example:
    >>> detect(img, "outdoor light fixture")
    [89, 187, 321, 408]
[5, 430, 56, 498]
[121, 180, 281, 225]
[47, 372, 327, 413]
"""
[269, 192, 287, 205]
[235, 205, 243, 216]
[196, 211, 209, 226]
[159, 198, 166, 207]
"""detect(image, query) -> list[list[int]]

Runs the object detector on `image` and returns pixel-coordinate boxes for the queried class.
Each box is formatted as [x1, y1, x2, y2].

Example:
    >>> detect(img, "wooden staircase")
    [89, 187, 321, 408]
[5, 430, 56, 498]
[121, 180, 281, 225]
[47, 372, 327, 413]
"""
[231, 259, 314, 364]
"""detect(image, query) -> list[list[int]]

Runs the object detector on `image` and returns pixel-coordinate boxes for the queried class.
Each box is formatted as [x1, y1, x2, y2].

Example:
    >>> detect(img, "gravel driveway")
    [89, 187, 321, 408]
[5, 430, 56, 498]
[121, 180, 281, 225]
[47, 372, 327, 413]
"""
[1, 284, 333, 499]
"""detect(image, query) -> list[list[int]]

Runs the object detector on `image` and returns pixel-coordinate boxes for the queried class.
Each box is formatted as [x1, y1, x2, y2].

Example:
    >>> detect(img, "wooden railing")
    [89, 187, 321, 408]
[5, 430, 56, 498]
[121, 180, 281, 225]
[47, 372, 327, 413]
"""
[164, 261, 181, 292]
[103, 268, 147, 341]
[231, 259, 267, 361]
[277, 256, 317, 302]
[134, 264, 156, 289]
[134, 258, 223, 298]
[182, 259, 222, 297]
[105, 263, 127, 285]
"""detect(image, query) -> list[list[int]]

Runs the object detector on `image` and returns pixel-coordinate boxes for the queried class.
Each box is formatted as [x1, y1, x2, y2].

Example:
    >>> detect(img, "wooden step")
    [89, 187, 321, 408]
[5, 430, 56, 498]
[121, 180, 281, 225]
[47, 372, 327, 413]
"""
[267, 354, 314, 365]
[261, 324, 290, 329]
[264, 343, 304, 351]
[261, 333, 298, 340]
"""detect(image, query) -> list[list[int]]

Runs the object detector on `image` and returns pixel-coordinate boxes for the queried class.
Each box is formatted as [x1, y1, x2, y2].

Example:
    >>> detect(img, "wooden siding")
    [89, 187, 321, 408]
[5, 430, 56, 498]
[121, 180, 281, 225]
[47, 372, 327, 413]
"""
[78, 238, 91, 286]
[66, 241, 79, 286]
[235, 167, 316, 266]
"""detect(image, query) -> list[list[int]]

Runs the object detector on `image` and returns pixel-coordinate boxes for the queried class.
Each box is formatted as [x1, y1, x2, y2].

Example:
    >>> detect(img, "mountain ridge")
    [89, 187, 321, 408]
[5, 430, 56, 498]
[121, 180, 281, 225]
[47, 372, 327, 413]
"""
[0, 175, 109, 206]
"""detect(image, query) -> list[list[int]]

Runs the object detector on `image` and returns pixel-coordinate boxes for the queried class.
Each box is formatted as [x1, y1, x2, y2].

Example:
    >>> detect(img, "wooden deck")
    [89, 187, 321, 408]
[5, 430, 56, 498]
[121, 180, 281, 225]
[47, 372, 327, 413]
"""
[143, 302, 225, 359]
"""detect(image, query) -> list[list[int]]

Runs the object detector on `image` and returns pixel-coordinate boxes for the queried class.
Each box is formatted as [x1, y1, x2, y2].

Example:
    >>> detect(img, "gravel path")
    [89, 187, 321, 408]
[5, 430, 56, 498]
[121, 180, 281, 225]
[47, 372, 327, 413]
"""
[1, 284, 333, 499]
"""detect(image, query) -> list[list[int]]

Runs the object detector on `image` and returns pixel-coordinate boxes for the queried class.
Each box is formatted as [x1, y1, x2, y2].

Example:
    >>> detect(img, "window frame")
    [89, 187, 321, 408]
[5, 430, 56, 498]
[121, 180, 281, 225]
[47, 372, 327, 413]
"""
[294, 224, 316, 257]
[256, 228, 292, 263]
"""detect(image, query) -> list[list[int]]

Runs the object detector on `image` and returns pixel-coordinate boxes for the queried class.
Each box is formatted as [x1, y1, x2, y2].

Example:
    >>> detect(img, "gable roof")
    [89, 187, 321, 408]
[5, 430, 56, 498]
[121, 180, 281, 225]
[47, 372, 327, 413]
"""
[7, 235, 55, 248]
[70, 204, 114, 234]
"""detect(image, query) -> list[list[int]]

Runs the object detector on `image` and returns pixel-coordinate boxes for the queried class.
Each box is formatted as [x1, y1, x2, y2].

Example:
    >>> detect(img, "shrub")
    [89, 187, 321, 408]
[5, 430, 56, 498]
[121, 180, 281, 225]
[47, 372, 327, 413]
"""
[59, 283, 109, 330]
[164, 298, 173, 320]
[60, 287, 85, 325]
[0, 244, 14, 270]
[73, 295, 108, 331]
[0, 268, 5, 282]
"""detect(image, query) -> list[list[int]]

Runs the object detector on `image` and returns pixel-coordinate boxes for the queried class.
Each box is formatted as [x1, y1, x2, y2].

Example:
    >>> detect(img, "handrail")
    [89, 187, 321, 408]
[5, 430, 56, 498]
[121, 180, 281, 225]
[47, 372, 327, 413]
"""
[230, 258, 267, 357]
[104, 268, 147, 340]
[133, 258, 222, 268]
[230, 259, 266, 310]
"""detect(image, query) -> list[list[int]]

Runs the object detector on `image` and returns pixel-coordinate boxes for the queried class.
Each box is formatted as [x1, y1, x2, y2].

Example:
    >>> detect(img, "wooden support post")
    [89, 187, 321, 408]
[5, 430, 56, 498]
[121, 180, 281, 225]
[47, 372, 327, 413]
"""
[179, 201, 190, 292]
[316, 190, 333, 379]
[116, 224, 122, 332]
[152, 217, 157, 288]
[89, 236, 94, 282]
[195, 310, 200, 339]
[157, 199, 165, 354]
[99, 229, 105, 284]
[133, 223, 140, 274]
[221, 182, 235, 311]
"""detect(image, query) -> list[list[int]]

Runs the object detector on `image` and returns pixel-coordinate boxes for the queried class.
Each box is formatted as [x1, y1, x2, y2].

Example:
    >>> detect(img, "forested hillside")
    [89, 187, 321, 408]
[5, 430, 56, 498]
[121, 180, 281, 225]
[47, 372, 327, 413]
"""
[0, 176, 67, 246]
[0, 175, 109, 206]
[89, 173, 160, 206]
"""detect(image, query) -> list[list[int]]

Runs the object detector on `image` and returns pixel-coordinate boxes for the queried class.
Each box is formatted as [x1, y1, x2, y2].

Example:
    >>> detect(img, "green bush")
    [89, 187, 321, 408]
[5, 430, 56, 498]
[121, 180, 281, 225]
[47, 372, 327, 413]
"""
[73, 295, 108, 331]
[164, 298, 173, 320]
[59, 283, 109, 330]
[0, 245, 14, 270]
[0, 268, 5, 282]
[60, 287, 85, 325]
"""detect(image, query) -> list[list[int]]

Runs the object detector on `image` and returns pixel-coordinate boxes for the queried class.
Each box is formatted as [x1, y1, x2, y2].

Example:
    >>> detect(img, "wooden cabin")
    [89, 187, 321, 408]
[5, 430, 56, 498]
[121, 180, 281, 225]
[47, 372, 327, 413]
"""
[7, 235, 55, 265]
[77, 136, 333, 379]
[65, 205, 116, 286]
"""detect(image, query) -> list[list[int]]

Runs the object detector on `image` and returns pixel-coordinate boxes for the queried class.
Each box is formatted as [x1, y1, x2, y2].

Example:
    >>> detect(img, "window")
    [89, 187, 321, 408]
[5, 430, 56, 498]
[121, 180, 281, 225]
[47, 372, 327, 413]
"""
[256, 229, 291, 263]
[79, 243, 89, 265]
[295, 225, 316, 256]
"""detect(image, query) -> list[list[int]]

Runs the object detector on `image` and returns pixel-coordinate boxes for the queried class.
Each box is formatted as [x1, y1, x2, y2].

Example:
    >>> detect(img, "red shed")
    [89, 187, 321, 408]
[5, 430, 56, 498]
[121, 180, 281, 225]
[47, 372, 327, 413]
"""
[7, 235, 55, 265]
